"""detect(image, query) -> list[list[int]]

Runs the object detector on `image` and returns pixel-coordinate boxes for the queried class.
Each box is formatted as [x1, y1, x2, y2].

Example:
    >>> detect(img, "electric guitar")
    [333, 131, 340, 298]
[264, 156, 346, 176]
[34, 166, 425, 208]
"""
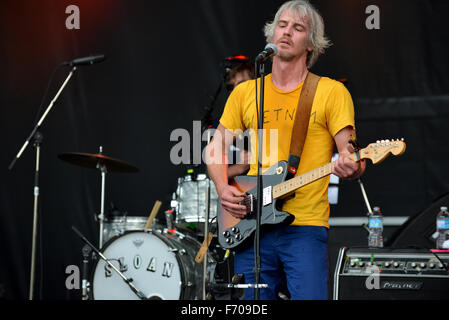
[218, 139, 406, 250]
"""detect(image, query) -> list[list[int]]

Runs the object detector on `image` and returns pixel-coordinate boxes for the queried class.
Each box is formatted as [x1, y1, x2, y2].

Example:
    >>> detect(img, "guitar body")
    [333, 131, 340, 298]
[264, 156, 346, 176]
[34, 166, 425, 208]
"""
[217, 161, 295, 250]
[216, 139, 407, 251]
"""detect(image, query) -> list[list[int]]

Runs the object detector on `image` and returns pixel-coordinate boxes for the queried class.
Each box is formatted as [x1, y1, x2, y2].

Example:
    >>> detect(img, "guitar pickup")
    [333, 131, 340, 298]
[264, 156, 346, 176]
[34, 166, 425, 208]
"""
[263, 186, 272, 206]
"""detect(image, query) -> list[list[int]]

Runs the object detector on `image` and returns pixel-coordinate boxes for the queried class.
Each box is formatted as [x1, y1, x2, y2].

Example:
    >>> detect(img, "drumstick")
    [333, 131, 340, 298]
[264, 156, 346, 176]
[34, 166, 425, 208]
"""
[195, 232, 214, 263]
[144, 200, 162, 230]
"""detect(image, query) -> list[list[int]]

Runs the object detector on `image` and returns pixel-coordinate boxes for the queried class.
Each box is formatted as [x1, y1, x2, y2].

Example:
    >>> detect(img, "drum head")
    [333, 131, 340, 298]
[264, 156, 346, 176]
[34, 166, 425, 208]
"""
[91, 231, 183, 300]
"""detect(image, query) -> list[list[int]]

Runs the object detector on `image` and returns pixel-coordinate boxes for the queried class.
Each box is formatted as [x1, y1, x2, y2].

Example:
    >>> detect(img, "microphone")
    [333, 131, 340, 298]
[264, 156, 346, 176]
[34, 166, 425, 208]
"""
[255, 43, 278, 63]
[63, 54, 106, 67]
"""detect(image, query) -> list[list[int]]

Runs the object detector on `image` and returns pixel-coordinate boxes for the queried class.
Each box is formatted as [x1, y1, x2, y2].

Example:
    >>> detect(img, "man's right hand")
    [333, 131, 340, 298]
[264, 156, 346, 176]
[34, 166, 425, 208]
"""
[217, 184, 248, 219]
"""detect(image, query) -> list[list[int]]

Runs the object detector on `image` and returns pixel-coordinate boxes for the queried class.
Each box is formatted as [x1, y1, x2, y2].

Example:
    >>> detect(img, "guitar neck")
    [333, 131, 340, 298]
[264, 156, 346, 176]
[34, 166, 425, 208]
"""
[272, 161, 335, 199]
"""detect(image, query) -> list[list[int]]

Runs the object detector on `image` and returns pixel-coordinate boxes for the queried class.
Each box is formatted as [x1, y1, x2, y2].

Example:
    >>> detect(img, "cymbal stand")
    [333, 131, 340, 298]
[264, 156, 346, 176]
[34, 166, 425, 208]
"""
[202, 178, 211, 300]
[202, 130, 213, 300]
[96, 146, 107, 249]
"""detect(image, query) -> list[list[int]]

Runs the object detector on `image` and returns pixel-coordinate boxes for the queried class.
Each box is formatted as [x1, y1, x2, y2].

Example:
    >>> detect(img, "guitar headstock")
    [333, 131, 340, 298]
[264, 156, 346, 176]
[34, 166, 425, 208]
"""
[354, 138, 406, 164]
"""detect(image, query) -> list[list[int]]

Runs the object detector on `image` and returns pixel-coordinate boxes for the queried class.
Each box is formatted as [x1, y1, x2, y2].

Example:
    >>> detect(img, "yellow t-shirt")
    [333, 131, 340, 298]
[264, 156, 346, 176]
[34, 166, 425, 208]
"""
[219, 73, 355, 228]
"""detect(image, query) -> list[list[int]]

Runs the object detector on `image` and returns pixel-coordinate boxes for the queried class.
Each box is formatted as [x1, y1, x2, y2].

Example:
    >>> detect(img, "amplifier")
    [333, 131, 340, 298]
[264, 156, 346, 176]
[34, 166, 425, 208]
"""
[333, 247, 449, 300]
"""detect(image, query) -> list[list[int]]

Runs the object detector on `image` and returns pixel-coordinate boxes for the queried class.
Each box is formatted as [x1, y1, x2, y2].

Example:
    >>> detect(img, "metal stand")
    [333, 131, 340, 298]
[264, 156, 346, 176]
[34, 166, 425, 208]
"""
[96, 146, 107, 249]
[202, 179, 211, 300]
[29, 131, 43, 300]
[72, 226, 148, 300]
[358, 178, 373, 215]
[202, 129, 213, 300]
[254, 61, 267, 300]
[8, 66, 77, 300]
[81, 244, 92, 300]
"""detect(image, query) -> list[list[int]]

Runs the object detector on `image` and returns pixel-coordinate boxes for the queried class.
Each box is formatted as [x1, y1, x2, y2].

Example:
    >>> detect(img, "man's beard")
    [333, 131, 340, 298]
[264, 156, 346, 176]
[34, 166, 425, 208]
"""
[277, 45, 310, 62]
[277, 51, 296, 61]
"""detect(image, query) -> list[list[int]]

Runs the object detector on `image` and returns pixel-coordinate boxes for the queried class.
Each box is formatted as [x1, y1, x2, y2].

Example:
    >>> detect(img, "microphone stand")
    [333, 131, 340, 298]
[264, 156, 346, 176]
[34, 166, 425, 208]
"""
[358, 178, 373, 216]
[200, 77, 224, 299]
[8, 66, 78, 300]
[254, 60, 267, 300]
[72, 226, 148, 300]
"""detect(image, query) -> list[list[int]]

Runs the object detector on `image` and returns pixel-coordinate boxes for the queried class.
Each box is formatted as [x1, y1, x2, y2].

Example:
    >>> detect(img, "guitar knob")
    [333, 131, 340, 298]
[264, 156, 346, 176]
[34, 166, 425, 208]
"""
[226, 238, 234, 245]
[235, 234, 242, 241]
[222, 231, 230, 238]
[232, 227, 239, 234]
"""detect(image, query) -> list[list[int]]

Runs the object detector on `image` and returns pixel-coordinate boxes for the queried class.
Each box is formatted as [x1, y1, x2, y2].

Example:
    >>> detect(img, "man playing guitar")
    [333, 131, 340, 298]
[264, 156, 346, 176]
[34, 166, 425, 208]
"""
[206, 0, 365, 300]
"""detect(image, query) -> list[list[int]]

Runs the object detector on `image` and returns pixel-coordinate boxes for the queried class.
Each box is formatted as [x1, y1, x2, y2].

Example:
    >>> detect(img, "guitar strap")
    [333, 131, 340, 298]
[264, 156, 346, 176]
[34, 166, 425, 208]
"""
[287, 72, 321, 176]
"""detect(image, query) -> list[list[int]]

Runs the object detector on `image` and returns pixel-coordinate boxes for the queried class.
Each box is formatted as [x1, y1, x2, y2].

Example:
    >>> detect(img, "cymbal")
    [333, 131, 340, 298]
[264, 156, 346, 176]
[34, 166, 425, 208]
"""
[58, 152, 139, 173]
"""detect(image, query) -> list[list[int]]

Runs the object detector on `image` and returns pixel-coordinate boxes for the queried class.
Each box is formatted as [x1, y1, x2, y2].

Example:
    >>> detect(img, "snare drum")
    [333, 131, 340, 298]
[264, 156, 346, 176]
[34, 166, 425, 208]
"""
[174, 174, 218, 229]
[91, 230, 215, 300]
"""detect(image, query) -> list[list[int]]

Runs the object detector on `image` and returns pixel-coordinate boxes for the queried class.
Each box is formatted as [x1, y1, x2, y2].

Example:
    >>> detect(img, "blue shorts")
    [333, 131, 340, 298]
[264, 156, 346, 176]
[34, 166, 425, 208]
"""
[234, 225, 329, 300]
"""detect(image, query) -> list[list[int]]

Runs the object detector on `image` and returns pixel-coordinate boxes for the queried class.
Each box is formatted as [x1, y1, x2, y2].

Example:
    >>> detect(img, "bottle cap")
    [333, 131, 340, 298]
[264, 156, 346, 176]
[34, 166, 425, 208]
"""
[372, 206, 382, 215]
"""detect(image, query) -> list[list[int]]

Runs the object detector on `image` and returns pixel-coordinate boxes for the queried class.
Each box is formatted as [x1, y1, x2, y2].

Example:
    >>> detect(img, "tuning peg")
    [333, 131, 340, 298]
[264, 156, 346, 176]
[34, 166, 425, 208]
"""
[376, 140, 380, 144]
[401, 138, 404, 141]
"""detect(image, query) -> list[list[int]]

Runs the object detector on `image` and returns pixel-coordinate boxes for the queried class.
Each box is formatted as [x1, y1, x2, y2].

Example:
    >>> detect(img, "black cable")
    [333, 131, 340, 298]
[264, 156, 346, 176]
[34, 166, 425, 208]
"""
[32, 63, 66, 126]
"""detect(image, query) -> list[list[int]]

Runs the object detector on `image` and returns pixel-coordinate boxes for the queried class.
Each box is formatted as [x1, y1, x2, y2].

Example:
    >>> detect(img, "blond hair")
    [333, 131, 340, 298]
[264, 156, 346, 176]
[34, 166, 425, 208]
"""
[263, 0, 331, 68]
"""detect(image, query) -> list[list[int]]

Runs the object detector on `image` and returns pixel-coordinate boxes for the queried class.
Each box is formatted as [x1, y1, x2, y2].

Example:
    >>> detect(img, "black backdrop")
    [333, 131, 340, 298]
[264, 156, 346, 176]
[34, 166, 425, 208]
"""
[1, 0, 448, 300]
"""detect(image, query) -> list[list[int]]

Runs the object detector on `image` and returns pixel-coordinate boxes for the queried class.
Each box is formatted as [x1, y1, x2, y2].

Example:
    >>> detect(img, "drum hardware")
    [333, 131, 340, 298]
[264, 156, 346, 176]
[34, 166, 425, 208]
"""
[202, 178, 211, 300]
[165, 209, 176, 233]
[58, 148, 139, 248]
[72, 226, 149, 300]
[81, 244, 92, 300]
[206, 273, 247, 300]
[169, 248, 186, 254]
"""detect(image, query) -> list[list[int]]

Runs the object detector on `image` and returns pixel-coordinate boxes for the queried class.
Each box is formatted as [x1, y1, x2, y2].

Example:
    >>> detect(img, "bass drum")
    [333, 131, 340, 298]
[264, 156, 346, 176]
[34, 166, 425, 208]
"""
[91, 230, 214, 300]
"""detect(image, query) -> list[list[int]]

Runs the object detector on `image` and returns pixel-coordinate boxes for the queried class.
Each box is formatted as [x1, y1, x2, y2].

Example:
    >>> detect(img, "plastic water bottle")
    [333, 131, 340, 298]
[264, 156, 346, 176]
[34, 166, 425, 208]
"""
[436, 206, 449, 249]
[368, 206, 383, 248]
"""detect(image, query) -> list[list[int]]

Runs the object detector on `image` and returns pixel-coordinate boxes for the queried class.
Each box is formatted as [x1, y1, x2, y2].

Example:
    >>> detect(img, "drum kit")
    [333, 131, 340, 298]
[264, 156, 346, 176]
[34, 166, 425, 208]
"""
[59, 147, 240, 300]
